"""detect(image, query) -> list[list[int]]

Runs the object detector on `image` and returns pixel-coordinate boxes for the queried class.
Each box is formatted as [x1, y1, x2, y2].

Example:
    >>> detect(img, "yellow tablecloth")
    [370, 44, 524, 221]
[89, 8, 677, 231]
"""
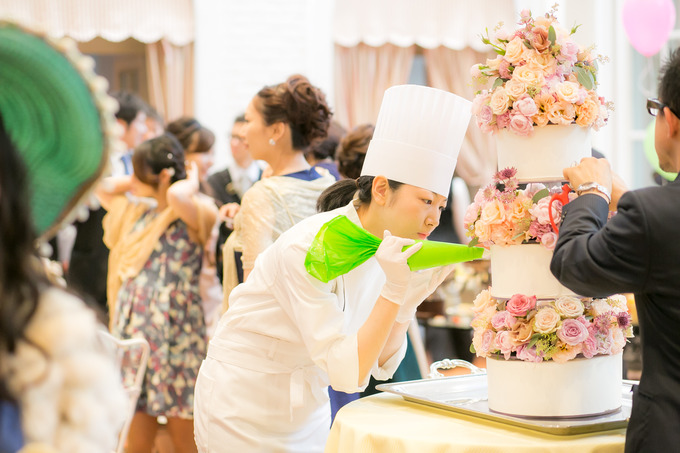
[325, 392, 626, 453]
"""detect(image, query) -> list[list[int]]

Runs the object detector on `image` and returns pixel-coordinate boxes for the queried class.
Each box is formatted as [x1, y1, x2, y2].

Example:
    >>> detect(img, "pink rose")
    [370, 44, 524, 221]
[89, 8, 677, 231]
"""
[495, 331, 515, 359]
[582, 332, 598, 358]
[508, 112, 534, 136]
[540, 231, 558, 250]
[471, 91, 491, 115]
[491, 310, 516, 330]
[479, 329, 497, 355]
[478, 105, 493, 124]
[499, 58, 512, 80]
[529, 196, 560, 225]
[480, 199, 506, 225]
[513, 95, 539, 117]
[506, 294, 537, 317]
[463, 203, 480, 228]
[557, 318, 589, 346]
[559, 40, 579, 64]
[496, 111, 511, 129]
[516, 344, 543, 362]
[470, 64, 483, 78]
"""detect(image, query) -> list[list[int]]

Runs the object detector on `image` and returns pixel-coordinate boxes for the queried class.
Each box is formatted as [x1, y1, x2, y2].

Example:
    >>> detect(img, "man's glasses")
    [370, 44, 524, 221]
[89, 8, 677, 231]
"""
[647, 98, 678, 117]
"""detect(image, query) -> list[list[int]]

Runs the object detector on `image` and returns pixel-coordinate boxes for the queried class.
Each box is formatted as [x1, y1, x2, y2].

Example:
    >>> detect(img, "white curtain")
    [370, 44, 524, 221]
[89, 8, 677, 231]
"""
[0, 0, 194, 45]
[334, 43, 415, 129]
[424, 47, 497, 188]
[334, 0, 515, 50]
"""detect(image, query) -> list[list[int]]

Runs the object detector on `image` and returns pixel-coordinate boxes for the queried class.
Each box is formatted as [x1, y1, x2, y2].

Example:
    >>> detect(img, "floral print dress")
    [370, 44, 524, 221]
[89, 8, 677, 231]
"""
[112, 209, 207, 419]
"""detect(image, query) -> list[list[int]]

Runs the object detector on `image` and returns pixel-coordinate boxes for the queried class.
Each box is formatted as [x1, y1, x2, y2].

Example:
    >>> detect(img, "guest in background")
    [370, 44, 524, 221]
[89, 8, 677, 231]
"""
[305, 120, 345, 180]
[207, 114, 263, 287]
[144, 104, 165, 141]
[220, 74, 335, 308]
[67, 91, 151, 321]
[207, 114, 262, 206]
[0, 23, 126, 452]
[550, 48, 680, 453]
[99, 134, 217, 453]
[336, 123, 374, 180]
[166, 116, 225, 338]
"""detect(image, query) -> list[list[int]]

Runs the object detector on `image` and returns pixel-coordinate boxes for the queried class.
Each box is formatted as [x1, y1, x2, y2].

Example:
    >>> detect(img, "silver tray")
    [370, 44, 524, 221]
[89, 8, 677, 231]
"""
[376, 374, 635, 435]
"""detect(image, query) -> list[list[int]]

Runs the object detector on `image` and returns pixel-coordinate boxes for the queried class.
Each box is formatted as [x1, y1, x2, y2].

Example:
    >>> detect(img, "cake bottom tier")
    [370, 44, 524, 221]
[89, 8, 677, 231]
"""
[486, 353, 622, 418]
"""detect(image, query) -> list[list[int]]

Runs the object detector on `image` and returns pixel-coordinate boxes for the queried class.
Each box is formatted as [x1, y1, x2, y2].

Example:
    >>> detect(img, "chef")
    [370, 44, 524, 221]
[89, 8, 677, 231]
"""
[194, 84, 473, 452]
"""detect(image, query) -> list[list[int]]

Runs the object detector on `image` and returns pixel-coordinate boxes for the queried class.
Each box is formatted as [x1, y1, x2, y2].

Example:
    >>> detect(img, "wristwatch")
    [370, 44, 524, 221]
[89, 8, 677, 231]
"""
[576, 182, 611, 204]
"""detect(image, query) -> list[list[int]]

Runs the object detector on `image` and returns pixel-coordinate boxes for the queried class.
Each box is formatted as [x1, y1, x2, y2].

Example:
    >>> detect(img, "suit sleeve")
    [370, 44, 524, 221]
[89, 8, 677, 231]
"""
[550, 192, 650, 297]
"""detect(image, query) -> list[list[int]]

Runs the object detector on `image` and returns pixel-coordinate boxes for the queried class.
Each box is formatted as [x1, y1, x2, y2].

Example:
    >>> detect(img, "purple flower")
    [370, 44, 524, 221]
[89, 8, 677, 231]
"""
[557, 318, 589, 346]
[616, 311, 632, 329]
[593, 313, 613, 335]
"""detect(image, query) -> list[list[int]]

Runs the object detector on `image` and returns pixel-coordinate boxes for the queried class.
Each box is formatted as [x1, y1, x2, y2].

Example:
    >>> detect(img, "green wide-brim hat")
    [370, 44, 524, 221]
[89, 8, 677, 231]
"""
[0, 22, 121, 239]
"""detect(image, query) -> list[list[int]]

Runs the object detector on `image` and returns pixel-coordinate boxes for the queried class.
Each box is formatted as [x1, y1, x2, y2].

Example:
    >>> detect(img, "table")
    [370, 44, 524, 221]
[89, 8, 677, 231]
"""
[325, 392, 626, 453]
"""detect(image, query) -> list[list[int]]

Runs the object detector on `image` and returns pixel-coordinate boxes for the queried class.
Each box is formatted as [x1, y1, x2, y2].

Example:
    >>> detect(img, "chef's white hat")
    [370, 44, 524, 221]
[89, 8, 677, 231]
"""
[360, 85, 472, 197]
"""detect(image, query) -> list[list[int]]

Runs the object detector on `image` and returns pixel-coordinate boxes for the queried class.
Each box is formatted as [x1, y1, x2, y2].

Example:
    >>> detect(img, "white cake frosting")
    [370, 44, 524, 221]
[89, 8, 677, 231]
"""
[486, 353, 623, 418]
[489, 244, 579, 299]
[476, 125, 623, 419]
[495, 125, 592, 182]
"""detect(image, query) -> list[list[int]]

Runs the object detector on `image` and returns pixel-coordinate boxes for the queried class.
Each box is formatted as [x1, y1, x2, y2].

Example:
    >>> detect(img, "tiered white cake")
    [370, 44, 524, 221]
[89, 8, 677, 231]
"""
[482, 125, 623, 418]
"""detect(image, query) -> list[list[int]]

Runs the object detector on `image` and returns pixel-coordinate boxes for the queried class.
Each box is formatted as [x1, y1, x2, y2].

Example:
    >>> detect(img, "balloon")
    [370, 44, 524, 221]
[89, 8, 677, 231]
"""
[622, 0, 676, 56]
[644, 120, 678, 181]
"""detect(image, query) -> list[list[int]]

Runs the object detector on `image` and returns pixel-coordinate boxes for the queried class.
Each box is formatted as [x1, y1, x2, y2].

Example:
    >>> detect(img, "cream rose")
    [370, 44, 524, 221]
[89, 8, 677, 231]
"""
[512, 65, 546, 87]
[554, 296, 585, 318]
[486, 57, 502, 72]
[547, 100, 575, 125]
[504, 36, 527, 64]
[504, 78, 527, 100]
[533, 307, 561, 334]
[490, 87, 511, 115]
[480, 198, 506, 225]
[555, 81, 582, 103]
[472, 290, 495, 314]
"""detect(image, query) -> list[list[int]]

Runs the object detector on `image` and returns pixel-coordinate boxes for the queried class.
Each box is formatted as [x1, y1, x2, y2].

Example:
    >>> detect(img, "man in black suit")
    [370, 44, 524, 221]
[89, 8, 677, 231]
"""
[550, 48, 680, 453]
[206, 114, 261, 283]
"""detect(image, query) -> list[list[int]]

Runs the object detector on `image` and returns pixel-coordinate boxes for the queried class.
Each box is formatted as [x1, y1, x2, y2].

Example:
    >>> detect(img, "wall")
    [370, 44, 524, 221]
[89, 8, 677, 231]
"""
[193, 0, 335, 171]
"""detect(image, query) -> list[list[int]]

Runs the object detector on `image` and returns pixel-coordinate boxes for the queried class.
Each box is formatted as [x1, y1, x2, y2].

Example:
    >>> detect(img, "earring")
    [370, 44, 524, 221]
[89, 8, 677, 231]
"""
[269, 138, 276, 146]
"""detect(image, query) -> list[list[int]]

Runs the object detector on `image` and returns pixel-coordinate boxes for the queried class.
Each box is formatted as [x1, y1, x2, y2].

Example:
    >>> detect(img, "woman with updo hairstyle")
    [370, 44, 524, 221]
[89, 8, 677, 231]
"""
[98, 132, 218, 453]
[220, 74, 336, 302]
[336, 123, 375, 180]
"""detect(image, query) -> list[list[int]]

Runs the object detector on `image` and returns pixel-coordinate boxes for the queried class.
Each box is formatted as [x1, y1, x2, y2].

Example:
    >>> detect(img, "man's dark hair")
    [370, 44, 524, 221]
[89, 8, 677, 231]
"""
[110, 91, 146, 125]
[658, 47, 680, 117]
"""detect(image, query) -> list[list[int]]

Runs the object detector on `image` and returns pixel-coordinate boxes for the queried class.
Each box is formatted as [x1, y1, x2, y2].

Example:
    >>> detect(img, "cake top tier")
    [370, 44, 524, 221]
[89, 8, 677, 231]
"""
[470, 8, 611, 138]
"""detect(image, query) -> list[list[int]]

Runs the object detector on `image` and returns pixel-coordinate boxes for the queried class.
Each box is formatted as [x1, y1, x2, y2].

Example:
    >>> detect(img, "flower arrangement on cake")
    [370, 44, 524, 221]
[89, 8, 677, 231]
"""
[463, 167, 574, 249]
[471, 290, 634, 363]
[470, 7, 611, 136]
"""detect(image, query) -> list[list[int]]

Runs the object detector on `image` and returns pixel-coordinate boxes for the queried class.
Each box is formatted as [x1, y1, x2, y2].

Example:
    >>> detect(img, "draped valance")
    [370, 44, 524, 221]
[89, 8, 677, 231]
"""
[333, 0, 516, 51]
[0, 0, 194, 45]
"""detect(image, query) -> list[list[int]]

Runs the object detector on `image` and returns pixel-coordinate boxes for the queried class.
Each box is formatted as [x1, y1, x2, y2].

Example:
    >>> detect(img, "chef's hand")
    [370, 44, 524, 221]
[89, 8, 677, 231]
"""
[375, 230, 422, 305]
[395, 264, 456, 323]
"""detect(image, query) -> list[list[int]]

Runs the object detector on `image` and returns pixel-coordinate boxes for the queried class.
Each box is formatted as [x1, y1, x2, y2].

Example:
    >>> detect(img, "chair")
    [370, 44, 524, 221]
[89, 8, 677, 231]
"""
[98, 329, 150, 453]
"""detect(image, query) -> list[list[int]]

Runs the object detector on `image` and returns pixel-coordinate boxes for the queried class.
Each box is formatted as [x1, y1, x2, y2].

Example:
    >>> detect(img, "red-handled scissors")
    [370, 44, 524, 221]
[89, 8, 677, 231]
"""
[548, 184, 571, 233]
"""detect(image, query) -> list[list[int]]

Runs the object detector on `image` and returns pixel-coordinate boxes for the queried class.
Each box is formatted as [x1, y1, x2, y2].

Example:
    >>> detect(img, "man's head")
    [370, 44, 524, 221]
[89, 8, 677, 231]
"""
[230, 114, 251, 168]
[653, 48, 680, 173]
[110, 91, 148, 150]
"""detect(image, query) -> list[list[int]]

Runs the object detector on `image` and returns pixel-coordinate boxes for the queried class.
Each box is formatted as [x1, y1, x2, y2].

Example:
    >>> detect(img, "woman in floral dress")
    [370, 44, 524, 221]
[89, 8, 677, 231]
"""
[99, 133, 217, 453]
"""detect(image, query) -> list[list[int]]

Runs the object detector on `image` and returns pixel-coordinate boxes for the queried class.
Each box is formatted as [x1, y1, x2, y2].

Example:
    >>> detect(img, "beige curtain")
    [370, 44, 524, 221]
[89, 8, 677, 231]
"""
[334, 43, 416, 129]
[424, 47, 496, 188]
[146, 39, 194, 121]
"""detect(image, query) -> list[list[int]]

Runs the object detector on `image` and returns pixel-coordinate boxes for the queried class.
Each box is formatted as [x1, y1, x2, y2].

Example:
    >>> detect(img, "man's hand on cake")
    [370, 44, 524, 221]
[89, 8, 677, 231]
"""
[563, 157, 613, 205]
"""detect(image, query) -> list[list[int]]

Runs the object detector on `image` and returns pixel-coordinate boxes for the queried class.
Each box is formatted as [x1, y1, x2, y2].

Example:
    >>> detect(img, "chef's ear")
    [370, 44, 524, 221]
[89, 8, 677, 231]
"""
[371, 175, 390, 207]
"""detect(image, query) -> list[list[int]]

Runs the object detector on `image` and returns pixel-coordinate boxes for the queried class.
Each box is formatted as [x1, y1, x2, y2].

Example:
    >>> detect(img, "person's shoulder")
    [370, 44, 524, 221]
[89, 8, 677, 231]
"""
[621, 181, 680, 208]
